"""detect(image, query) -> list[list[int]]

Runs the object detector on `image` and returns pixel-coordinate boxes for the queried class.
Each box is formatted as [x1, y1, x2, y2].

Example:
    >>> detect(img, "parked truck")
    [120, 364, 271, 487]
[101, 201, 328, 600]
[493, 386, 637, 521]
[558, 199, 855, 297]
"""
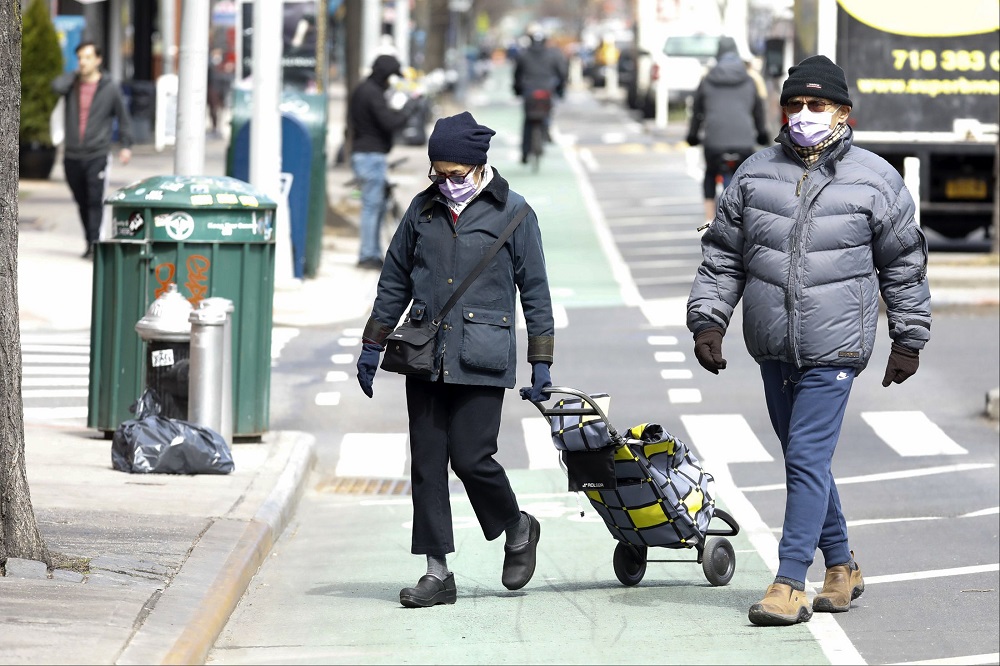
[781, 0, 999, 243]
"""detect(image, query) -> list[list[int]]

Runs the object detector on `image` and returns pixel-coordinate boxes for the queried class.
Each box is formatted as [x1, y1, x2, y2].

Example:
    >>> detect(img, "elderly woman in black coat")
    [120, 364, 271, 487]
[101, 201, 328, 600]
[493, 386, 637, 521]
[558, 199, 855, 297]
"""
[356, 111, 555, 608]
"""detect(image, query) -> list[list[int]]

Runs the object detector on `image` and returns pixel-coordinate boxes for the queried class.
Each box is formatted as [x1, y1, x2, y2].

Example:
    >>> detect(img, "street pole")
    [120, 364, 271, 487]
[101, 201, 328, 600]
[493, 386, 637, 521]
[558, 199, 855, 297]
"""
[174, 0, 209, 175]
[394, 0, 410, 67]
[250, 0, 292, 284]
[361, 0, 380, 73]
[160, 0, 176, 76]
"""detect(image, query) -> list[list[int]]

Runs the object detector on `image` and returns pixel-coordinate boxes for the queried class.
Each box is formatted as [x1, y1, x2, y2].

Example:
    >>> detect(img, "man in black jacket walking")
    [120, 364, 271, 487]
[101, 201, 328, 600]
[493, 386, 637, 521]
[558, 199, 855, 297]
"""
[348, 54, 417, 269]
[52, 41, 133, 259]
[686, 37, 769, 224]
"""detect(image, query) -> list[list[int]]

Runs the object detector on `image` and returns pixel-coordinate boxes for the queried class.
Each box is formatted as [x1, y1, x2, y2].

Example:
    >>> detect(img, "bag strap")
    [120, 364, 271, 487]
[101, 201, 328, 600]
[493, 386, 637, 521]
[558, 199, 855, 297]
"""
[431, 205, 532, 326]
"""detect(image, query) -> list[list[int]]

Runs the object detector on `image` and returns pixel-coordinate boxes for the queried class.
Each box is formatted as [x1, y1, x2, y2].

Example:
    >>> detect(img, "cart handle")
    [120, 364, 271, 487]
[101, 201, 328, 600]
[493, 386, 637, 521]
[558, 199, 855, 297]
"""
[528, 386, 623, 444]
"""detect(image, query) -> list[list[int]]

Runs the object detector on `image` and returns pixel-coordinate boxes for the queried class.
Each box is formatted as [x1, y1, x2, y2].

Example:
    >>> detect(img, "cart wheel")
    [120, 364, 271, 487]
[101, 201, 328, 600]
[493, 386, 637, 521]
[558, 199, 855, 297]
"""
[613, 543, 647, 586]
[702, 537, 736, 586]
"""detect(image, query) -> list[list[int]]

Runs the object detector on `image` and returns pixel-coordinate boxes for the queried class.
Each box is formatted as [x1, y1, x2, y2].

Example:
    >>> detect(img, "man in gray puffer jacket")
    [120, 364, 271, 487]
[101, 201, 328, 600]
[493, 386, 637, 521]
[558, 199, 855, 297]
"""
[687, 55, 931, 627]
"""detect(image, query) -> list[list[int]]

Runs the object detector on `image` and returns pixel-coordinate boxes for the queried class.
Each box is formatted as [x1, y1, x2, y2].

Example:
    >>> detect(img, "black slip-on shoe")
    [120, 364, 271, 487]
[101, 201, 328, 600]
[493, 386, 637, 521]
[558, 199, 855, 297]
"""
[399, 573, 457, 608]
[502, 512, 540, 590]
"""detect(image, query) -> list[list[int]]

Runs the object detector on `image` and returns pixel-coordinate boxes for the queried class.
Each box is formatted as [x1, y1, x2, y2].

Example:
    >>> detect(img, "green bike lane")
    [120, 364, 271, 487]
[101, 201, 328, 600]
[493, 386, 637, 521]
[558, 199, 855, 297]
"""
[211, 468, 849, 665]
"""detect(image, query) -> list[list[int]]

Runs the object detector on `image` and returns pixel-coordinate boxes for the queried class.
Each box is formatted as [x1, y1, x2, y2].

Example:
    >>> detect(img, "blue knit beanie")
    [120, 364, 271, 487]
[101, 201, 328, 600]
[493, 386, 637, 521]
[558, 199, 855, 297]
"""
[427, 112, 495, 165]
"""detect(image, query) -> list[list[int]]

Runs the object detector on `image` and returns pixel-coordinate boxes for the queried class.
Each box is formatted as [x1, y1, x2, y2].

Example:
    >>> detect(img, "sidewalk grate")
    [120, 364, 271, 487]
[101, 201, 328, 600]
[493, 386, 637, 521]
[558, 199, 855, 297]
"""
[315, 477, 468, 496]
[316, 477, 412, 495]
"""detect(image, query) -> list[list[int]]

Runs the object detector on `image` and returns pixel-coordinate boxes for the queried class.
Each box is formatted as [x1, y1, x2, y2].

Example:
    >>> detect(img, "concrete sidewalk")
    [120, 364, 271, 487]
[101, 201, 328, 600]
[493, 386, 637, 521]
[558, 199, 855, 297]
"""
[9, 142, 322, 665]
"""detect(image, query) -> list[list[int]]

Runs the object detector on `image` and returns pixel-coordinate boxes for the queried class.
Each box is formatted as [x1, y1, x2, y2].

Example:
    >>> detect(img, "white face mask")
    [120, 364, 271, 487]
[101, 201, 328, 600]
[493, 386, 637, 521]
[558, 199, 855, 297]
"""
[788, 106, 840, 147]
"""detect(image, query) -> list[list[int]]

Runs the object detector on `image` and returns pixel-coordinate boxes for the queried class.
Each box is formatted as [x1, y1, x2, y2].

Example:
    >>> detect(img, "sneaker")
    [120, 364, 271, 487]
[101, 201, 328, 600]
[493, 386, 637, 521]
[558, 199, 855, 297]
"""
[748, 583, 813, 626]
[813, 555, 864, 613]
[399, 573, 457, 608]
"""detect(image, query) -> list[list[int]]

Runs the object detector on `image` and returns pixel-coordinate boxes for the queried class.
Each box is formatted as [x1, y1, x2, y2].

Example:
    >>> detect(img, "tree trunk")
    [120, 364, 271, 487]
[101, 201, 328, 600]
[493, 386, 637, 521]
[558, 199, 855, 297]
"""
[0, 0, 51, 576]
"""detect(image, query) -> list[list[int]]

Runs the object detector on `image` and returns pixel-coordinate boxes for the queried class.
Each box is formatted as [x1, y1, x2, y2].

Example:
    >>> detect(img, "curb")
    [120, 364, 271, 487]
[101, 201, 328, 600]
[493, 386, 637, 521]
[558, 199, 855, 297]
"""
[116, 432, 317, 665]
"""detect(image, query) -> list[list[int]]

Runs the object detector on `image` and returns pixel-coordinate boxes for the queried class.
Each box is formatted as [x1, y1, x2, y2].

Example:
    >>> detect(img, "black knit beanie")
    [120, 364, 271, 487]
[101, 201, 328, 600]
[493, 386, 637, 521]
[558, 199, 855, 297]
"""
[780, 55, 853, 107]
[428, 111, 495, 165]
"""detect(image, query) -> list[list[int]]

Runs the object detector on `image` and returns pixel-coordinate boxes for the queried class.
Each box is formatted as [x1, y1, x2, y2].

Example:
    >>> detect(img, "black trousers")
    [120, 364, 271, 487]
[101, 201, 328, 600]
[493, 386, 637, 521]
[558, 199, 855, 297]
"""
[405, 377, 521, 555]
[63, 155, 108, 245]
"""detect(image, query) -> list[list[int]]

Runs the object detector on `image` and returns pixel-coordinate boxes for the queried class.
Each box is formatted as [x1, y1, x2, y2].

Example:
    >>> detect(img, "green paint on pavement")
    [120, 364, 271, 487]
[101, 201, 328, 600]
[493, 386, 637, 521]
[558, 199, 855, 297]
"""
[470, 105, 625, 309]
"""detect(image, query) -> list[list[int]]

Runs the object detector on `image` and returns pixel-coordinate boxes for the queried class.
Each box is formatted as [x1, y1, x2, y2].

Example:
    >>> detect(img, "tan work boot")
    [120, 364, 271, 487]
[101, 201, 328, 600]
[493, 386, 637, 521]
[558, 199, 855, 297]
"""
[813, 558, 864, 612]
[748, 583, 813, 626]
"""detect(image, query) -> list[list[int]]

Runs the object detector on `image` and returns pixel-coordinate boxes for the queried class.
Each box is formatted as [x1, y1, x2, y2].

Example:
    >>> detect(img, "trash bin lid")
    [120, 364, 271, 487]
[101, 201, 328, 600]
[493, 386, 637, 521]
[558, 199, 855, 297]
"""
[135, 284, 193, 342]
[106, 175, 277, 210]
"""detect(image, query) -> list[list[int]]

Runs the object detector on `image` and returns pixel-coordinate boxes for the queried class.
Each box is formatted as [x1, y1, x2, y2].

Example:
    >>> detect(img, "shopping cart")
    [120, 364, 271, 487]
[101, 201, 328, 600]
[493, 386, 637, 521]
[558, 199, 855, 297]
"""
[531, 386, 740, 586]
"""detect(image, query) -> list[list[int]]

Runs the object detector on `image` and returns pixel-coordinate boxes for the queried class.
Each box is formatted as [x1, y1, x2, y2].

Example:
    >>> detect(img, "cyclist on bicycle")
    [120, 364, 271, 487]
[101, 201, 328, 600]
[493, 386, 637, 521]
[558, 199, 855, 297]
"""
[513, 24, 567, 164]
[686, 36, 770, 225]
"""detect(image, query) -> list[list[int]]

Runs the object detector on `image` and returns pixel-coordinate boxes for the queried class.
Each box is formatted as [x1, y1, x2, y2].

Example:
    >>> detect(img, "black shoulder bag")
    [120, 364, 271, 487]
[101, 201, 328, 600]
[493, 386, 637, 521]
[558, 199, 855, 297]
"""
[380, 205, 531, 376]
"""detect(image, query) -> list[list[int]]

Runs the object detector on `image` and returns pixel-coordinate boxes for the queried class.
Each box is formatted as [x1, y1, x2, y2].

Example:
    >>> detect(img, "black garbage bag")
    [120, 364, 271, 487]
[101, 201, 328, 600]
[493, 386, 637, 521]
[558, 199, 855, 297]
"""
[111, 389, 235, 475]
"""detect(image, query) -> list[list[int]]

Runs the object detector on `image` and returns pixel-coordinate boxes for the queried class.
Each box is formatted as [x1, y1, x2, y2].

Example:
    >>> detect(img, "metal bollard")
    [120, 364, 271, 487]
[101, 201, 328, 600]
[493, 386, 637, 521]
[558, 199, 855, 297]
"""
[188, 300, 231, 443]
[199, 297, 234, 443]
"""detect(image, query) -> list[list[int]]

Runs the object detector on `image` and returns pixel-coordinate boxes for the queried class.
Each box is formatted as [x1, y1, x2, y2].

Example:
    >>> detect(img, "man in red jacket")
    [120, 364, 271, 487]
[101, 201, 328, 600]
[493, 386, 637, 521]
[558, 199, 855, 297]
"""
[52, 41, 133, 259]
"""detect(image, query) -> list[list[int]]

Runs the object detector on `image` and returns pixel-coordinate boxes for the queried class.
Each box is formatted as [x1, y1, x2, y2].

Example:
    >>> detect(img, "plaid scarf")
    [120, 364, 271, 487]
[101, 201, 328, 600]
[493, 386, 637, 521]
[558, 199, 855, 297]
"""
[792, 123, 848, 165]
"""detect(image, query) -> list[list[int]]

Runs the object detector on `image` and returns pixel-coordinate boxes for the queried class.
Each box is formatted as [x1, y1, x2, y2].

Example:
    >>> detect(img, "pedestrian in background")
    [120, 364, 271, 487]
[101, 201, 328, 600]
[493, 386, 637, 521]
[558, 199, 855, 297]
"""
[686, 55, 931, 626]
[355, 111, 555, 608]
[52, 41, 133, 259]
[206, 47, 231, 138]
[686, 36, 769, 225]
[512, 24, 567, 164]
[347, 53, 417, 270]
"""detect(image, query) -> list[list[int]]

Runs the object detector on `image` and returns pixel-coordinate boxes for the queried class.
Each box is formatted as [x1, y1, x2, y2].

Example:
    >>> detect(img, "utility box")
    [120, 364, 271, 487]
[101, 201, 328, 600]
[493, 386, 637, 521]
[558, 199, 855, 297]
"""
[89, 174, 277, 439]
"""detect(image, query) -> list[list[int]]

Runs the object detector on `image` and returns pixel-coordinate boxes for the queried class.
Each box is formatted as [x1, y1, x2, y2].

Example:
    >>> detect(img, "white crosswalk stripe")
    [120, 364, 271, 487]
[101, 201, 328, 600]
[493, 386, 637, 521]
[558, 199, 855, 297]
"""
[680, 414, 774, 463]
[336, 433, 408, 478]
[522, 417, 561, 470]
[20, 333, 91, 425]
[861, 410, 968, 456]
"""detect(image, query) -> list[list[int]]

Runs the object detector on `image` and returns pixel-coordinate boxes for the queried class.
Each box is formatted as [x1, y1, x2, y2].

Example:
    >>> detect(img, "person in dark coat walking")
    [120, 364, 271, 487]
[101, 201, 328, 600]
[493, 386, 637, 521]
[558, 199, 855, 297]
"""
[52, 41, 133, 259]
[355, 111, 555, 608]
[687, 55, 931, 627]
[348, 53, 418, 269]
[686, 36, 769, 224]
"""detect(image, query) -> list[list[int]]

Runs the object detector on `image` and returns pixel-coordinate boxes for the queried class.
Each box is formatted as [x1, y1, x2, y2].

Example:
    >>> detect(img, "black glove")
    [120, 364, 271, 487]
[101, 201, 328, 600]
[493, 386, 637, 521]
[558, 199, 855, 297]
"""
[881, 342, 919, 387]
[693, 327, 727, 375]
[686, 133, 700, 147]
[356, 342, 383, 398]
[519, 362, 552, 402]
[756, 132, 771, 146]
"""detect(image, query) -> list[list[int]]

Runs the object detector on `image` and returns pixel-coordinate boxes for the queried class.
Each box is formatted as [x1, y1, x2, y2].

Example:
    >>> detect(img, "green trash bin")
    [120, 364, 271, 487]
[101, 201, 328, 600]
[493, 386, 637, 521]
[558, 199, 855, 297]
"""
[88, 175, 277, 440]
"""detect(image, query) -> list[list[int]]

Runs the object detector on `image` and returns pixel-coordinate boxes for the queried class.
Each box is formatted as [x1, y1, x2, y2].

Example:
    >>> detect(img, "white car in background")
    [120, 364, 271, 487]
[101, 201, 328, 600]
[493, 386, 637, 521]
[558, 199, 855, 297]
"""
[634, 32, 721, 118]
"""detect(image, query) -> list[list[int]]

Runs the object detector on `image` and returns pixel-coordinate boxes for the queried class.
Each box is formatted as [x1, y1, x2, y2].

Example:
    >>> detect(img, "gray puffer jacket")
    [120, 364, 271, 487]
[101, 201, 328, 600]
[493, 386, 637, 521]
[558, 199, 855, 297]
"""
[364, 169, 554, 388]
[687, 126, 931, 371]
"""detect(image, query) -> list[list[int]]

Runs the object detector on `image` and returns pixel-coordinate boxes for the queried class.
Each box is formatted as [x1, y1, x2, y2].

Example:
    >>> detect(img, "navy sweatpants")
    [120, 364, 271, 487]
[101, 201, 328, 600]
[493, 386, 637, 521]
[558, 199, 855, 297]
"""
[760, 361, 856, 583]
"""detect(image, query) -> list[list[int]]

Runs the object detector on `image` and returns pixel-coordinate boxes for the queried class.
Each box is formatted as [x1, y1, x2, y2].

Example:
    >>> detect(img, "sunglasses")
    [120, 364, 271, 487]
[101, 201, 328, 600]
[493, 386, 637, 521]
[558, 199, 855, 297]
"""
[784, 99, 838, 113]
[428, 166, 475, 184]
